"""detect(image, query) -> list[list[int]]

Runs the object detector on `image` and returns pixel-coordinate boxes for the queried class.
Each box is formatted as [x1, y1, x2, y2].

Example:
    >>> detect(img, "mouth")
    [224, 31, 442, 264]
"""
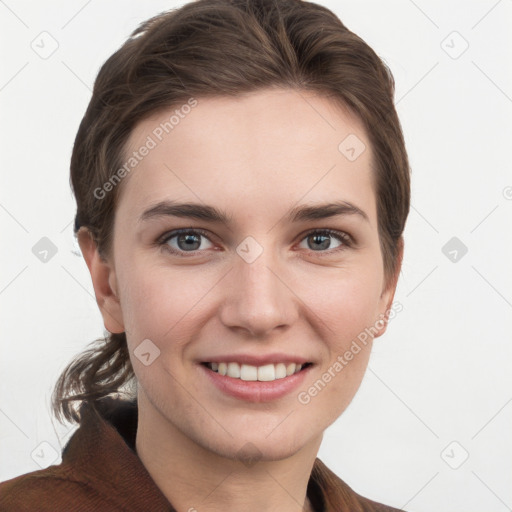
[201, 361, 314, 382]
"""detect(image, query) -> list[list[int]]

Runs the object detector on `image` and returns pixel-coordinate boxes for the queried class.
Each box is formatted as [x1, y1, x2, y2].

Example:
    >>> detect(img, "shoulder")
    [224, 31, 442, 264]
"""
[311, 458, 406, 512]
[0, 467, 110, 512]
[355, 493, 406, 512]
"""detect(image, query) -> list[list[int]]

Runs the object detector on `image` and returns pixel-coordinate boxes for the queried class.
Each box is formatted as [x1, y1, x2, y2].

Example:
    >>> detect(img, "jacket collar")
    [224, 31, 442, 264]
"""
[60, 397, 379, 512]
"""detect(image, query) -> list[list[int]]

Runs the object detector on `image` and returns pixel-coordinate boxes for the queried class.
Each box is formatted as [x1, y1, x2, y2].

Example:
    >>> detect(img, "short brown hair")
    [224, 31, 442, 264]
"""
[52, 0, 410, 423]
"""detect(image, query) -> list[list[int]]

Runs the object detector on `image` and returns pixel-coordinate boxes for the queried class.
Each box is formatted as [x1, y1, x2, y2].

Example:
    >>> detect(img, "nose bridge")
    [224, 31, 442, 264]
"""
[220, 238, 296, 335]
[239, 250, 280, 300]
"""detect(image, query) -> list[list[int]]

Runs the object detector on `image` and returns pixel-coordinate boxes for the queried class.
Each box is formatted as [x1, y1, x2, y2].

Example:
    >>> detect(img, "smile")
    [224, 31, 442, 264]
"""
[200, 361, 314, 402]
[203, 361, 312, 382]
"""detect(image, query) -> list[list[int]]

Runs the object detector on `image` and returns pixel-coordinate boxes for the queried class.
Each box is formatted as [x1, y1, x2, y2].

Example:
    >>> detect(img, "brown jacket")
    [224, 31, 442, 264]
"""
[0, 398, 405, 511]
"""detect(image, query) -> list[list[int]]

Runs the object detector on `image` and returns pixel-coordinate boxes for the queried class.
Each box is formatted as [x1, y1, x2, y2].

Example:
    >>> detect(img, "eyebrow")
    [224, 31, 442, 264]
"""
[138, 200, 369, 225]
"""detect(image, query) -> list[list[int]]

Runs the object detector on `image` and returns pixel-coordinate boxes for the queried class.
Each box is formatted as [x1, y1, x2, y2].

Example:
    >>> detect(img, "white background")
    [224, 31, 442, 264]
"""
[1, 1, 511, 511]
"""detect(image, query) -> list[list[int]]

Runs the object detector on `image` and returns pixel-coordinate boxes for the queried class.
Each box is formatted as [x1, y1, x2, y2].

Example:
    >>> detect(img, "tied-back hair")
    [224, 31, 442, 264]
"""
[52, 0, 410, 424]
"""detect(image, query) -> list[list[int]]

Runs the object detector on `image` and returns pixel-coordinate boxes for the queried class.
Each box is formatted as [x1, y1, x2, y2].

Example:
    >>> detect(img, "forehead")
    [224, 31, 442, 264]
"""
[116, 88, 376, 226]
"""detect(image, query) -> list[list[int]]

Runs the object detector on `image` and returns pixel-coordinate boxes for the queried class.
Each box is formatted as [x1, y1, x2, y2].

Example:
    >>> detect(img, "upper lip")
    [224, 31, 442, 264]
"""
[200, 353, 312, 366]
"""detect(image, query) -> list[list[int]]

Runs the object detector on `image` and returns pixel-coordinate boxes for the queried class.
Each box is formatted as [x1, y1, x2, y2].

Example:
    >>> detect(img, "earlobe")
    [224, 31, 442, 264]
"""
[77, 228, 125, 334]
[374, 237, 404, 339]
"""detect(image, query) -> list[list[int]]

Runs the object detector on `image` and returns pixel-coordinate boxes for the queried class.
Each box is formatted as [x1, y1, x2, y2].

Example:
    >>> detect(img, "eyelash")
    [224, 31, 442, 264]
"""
[157, 228, 353, 257]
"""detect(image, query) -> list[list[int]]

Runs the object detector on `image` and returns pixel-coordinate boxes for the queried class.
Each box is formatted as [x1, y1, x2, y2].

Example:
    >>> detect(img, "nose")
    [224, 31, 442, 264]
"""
[218, 247, 298, 338]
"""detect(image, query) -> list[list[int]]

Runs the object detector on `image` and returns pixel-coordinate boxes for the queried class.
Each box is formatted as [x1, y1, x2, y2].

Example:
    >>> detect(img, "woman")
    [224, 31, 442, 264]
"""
[0, 0, 410, 510]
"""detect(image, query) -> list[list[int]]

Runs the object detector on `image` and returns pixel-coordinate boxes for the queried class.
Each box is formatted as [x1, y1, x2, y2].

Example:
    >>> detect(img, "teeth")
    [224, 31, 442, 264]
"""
[275, 363, 287, 379]
[256, 364, 275, 381]
[240, 364, 258, 381]
[227, 362, 240, 378]
[207, 361, 307, 381]
[286, 363, 296, 376]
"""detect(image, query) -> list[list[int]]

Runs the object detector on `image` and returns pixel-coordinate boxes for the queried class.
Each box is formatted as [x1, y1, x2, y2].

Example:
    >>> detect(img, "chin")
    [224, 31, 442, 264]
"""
[212, 440, 305, 465]
[204, 425, 313, 463]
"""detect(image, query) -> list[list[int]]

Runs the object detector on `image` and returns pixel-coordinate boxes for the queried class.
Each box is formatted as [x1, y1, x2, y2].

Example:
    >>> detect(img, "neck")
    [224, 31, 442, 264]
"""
[135, 389, 322, 512]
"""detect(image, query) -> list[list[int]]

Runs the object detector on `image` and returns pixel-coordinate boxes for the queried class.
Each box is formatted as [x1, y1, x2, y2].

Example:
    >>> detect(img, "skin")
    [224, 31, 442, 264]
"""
[78, 88, 402, 512]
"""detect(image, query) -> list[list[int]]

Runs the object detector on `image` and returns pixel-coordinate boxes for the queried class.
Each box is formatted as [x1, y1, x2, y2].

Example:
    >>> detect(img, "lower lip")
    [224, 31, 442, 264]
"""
[199, 363, 313, 403]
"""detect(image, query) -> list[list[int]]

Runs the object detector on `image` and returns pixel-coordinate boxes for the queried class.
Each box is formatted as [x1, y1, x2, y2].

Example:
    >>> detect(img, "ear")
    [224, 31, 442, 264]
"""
[373, 237, 404, 340]
[77, 227, 125, 334]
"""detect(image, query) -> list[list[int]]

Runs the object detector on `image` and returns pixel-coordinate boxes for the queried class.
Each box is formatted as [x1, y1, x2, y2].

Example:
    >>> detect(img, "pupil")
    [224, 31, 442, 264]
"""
[178, 233, 200, 251]
[310, 234, 329, 250]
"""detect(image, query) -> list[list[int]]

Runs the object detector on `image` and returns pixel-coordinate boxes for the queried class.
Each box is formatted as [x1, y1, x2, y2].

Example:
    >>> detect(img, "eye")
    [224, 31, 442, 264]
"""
[297, 229, 352, 254]
[157, 227, 352, 257]
[159, 228, 214, 255]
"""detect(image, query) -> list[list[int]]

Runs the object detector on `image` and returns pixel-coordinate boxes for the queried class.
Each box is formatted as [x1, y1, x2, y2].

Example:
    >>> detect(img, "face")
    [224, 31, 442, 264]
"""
[89, 88, 400, 462]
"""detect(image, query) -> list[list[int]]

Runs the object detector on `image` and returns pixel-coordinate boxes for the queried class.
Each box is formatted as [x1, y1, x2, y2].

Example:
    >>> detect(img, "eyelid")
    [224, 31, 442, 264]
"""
[296, 228, 353, 246]
[157, 228, 215, 255]
[157, 227, 212, 245]
[294, 228, 353, 256]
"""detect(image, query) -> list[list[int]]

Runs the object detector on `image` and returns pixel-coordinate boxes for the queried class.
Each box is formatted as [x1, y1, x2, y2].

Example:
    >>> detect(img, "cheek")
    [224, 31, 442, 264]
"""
[307, 270, 384, 348]
[118, 261, 218, 343]
[298, 275, 379, 419]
